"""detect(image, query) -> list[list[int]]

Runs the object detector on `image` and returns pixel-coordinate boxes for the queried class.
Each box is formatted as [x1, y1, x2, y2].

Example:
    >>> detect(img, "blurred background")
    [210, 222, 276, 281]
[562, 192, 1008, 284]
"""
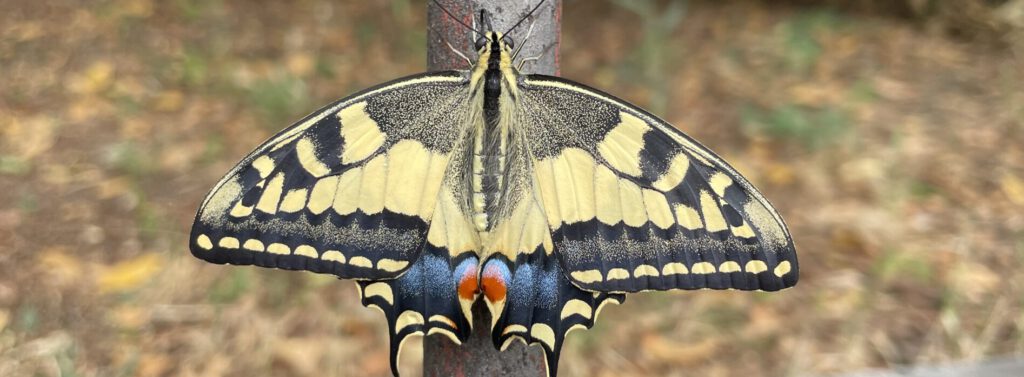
[2, 0, 1023, 376]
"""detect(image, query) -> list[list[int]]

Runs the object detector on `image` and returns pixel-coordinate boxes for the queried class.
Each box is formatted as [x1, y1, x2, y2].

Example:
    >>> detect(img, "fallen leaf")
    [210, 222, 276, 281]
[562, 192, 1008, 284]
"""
[68, 61, 114, 95]
[274, 338, 326, 376]
[96, 253, 164, 294]
[641, 334, 718, 367]
[37, 247, 84, 287]
[1001, 173, 1024, 206]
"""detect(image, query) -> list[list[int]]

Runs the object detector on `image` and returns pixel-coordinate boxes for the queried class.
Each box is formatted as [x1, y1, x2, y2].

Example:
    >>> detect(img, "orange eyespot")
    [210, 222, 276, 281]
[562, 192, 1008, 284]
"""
[481, 271, 507, 302]
[457, 272, 479, 300]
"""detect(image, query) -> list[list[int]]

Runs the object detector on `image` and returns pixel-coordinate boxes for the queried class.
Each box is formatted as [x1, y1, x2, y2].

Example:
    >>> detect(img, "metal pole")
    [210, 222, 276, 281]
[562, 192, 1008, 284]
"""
[424, 1, 560, 376]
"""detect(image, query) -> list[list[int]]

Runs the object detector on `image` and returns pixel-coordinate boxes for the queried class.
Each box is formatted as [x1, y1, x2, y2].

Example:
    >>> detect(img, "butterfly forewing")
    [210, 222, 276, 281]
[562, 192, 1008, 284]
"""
[516, 75, 798, 293]
[191, 72, 473, 278]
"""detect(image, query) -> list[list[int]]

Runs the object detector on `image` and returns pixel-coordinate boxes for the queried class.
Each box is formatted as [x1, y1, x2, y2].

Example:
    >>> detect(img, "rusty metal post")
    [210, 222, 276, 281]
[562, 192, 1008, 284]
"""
[423, 1, 560, 376]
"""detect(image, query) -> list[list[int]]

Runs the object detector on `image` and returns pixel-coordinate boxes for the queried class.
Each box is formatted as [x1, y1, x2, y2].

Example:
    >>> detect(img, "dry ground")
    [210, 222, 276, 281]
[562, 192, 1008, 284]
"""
[1, 1, 1023, 376]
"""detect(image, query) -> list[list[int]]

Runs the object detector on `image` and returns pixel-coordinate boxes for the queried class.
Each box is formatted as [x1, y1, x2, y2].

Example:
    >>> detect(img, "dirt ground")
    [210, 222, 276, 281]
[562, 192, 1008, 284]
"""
[2, 1, 1023, 376]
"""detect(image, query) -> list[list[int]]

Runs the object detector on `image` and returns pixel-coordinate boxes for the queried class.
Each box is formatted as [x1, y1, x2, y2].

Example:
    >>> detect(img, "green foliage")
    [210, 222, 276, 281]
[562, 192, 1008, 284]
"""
[611, 0, 687, 114]
[0, 155, 30, 176]
[776, 9, 844, 73]
[246, 74, 310, 130]
[873, 250, 934, 284]
[208, 269, 252, 304]
[741, 104, 851, 149]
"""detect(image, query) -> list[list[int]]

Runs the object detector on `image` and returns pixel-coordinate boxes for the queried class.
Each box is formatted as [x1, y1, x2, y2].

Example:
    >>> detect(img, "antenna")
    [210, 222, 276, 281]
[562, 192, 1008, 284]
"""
[503, 0, 546, 36]
[431, 0, 486, 38]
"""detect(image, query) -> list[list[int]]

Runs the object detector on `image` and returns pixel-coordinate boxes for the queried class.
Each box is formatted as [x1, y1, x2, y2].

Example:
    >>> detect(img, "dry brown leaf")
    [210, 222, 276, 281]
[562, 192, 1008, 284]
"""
[137, 353, 173, 377]
[96, 253, 164, 294]
[37, 247, 84, 287]
[274, 338, 326, 377]
[154, 90, 185, 112]
[0, 310, 9, 332]
[641, 334, 718, 367]
[68, 61, 114, 96]
[1000, 173, 1024, 206]
[2, 116, 56, 160]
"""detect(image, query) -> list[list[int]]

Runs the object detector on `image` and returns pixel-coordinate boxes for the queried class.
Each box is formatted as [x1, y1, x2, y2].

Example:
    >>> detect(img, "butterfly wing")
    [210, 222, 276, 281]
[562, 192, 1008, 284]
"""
[479, 74, 799, 376]
[519, 74, 798, 293]
[189, 71, 483, 374]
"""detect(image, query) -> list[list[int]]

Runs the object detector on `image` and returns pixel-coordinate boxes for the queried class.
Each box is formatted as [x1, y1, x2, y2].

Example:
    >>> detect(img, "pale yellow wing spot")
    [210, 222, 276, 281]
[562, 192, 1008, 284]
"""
[362, 282, 394, 305]
[652, 154, 689, 191]
[661, 262, 689, 275]
[196, 234, 213, 250]
[357, 155, 387, 215]
[396, 310, 426, 333]
[243, 239, 265, 252]
[349, 256, 373, 268]
[218, 237, 240, 249]
[267, 243, 291, 255]
[549, 148, 596, 223]
[279, 188, 308, 213]
[559, 299, 593, 320]
[383, 140, 431, 216]
[774, 261, 792, 277]
[633, 264, 659, 278]
[307, 176, 340, 214]
[533, 158, 562, 226]
[673, 204, 704, 230]
[502, 324, 528, 336]
[332, 167, 363, 215]
[419, 152, 450, 219]
[570, 270, 603, 284]
[321, 250, 346, 263]
[377, 259, 409, 273]
[429, 315, 458, 329]
[690, 262, 716, 274]
[294, 245, 318, 258]
[251, 155, 275, 179]
[718, 261, 742, 273]
[618, 179, 647, 227]
[605, 268, 630, 281]
[709, 172, 733, 198]
[294, 137, 331, 178]
[641, 189, 674, 229]
[731, 221, 757, 238]
[596, 112, 649, 177]
[699, 190, 728, 232]
[339, 102, 386, 164]
[530, 323, 557, 349]
[593, 165, 622, 225]
[744, 260, 768, 274]
[256, 173, 286, 214]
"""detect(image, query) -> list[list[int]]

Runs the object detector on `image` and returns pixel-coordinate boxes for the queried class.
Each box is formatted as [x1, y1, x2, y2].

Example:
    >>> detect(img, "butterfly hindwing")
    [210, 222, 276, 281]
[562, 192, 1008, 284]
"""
[358, 244, 479, 375]
[189, 71, 471, 280]
[518, 75, 799, 293]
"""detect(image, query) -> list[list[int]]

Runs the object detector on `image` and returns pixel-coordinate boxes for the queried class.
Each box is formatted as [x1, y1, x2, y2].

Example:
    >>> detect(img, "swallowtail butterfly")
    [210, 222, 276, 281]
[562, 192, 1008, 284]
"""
[190, 2, 798, 376]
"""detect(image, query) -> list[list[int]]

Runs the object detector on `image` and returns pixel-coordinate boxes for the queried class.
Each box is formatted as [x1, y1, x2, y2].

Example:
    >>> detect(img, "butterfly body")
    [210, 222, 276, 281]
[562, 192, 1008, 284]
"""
[191, 26, 797, 377]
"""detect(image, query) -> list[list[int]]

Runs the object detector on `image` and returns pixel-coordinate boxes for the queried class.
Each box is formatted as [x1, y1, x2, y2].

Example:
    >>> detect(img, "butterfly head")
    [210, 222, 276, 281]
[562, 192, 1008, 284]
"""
[474, 31, 514, 58]
[474, 31, 514, 53]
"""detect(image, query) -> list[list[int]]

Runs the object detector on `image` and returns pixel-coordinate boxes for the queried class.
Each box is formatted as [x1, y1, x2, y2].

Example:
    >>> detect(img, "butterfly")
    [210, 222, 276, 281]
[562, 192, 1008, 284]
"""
[189, 3, 798, 376]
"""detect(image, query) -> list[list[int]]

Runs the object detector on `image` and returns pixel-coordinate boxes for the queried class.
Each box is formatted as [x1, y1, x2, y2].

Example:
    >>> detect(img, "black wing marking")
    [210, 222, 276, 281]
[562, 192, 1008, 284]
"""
[190, 71, 470, 280]
[519, 74, 798, 293]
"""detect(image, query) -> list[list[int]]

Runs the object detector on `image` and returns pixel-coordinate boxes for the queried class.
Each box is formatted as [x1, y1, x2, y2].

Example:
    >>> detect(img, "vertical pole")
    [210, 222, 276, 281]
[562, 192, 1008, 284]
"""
[424, 1, 560, 376]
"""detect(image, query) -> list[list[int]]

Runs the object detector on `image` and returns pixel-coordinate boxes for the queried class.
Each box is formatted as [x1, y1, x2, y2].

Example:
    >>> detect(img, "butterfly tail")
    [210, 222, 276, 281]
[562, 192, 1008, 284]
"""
[357, 245, 479, 377]
[481, 251, 625, 377]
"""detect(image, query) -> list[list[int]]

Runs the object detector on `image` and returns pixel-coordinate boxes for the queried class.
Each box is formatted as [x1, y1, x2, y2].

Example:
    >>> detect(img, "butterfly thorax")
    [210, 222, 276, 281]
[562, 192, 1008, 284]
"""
[467, 32, 521, 234]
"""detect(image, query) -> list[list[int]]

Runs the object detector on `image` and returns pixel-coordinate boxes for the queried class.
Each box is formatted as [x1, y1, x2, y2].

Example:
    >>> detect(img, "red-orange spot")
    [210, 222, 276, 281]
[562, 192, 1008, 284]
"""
[481, 273, 507, 302]
[457, 271, 478, 300]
